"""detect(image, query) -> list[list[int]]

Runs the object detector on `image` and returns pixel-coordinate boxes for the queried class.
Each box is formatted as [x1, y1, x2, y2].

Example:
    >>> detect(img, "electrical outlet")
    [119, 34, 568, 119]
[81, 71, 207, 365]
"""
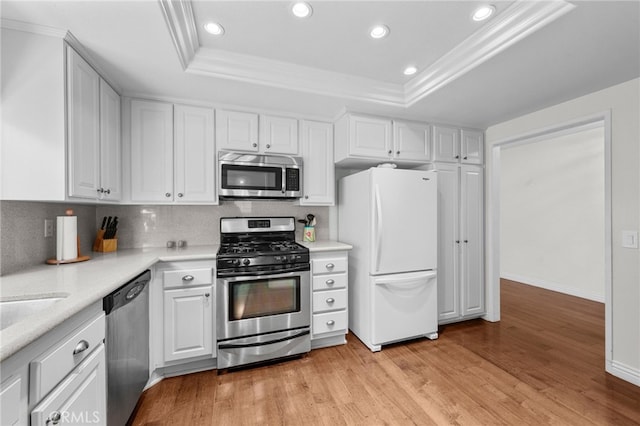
[44, 219, 53, 238]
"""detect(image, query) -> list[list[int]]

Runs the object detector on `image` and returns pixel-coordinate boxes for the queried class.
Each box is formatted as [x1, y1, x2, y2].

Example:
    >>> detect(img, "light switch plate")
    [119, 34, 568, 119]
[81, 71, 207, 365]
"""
[621, 230, 638, 249]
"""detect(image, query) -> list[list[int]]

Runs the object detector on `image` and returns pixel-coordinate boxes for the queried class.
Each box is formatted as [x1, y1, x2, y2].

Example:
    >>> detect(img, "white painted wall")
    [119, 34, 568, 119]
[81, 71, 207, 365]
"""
[500, 126, 605, 302]
[486, 78, 640, 386]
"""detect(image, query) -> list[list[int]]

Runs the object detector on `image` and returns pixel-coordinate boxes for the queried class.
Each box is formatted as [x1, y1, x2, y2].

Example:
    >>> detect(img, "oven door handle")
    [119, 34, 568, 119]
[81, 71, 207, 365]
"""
[218, 268, 309, 282]
[218, 329, 310, 349]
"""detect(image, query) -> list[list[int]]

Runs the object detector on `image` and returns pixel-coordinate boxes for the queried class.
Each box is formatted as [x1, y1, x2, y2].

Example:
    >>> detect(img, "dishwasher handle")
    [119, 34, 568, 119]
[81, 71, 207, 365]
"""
[103, 270, 151, 314]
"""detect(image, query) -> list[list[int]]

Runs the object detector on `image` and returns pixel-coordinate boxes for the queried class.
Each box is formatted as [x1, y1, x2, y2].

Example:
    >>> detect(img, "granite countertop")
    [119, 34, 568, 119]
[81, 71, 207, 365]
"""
[0, 240, 351, 362]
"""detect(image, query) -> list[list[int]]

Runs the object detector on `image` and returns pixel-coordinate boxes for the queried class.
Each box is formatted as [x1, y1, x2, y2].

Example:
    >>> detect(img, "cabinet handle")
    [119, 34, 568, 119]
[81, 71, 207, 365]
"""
[204, 292, 210, 298]
[326, 320, 335, 326]
[266, 144, 271, 149]
[325, 263, 335, 270]
[388, 150, 393, 155]
[396, 151, 400, 155]
[464, 240, 469, 243]
[46, 411, 62, 425]
[105, 188, 111, 195]
[326, 298, 335, 304]
[178, 193, 184, 198]
[182, 275, 194, 282]
[456, 240, 460, 244]
[305, 195, 309, 199]
[165, 192, 171, 198]
[455, 155, 460, 159]
[325, 279, 335, 286]
[97, 188, 104, 194]
[252, 143, 258, 148]
[463, 156, 468, 160]
[72, 339, 90, 355]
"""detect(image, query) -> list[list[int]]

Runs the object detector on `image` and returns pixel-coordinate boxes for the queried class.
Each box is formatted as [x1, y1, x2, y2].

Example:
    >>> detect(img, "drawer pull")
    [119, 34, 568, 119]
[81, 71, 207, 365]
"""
[325, 263, 335, 269]
[72, 340, 90, 355]
[326, 298, 335, 304]
[326, 320, 335, 326]
[182, 275, 194, 282]
[47, 411, 62, 425]
[325, 279, 335, 286]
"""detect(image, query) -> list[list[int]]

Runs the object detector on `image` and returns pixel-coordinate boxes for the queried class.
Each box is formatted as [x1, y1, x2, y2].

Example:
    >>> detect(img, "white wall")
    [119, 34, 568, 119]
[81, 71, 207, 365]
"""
[486, 78, 640, 385]
[500, 126, 605, 302]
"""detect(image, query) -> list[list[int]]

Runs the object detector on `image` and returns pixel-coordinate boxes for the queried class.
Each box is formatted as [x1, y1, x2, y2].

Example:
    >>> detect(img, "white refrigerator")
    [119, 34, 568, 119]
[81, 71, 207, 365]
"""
[338, 167, 438, 352]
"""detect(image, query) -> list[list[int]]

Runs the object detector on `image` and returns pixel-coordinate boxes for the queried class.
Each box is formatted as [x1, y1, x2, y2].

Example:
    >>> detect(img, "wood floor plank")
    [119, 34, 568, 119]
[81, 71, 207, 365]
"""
[131, 280, 640, 425]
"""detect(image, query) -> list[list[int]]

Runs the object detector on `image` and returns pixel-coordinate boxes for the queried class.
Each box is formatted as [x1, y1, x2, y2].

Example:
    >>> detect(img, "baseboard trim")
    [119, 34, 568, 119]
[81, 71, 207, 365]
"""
[607, 360, 640, 386]
[501, 273, 605, 303]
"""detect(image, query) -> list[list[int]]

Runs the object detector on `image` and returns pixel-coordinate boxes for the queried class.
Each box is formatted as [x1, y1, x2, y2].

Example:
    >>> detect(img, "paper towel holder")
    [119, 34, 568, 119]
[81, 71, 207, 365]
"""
[46, 209, 91, 265]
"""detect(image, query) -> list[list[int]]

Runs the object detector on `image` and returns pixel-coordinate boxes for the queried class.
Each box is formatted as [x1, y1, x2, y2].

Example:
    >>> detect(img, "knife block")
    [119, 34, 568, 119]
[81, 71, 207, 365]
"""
[93, 229, 118, 253]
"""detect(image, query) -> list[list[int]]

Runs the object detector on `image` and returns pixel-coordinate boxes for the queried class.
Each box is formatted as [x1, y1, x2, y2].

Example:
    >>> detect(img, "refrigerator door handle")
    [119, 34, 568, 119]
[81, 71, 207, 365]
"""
[373, 272, 437, 297]
[374, 184, 383, 273]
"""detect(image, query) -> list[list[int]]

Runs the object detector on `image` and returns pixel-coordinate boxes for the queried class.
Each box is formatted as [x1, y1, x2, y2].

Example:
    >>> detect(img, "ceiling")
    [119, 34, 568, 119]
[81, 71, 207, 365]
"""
[1, 1, 638, 129]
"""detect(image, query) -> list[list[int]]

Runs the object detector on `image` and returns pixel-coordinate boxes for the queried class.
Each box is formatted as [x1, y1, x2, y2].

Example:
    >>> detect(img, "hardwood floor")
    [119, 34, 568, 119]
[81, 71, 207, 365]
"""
[131, 279, 640, 425]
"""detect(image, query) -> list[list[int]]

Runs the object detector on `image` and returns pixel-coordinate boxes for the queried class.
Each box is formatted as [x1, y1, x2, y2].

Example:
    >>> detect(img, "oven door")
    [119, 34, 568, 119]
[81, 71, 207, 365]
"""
[217, 270, 310, 341]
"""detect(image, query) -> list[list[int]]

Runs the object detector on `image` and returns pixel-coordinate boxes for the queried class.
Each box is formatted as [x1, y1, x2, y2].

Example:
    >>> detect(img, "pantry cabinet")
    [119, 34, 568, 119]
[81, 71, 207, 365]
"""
[433, 125, 484, 165]
[151, 261, 215, 367]
[299, 120, 335, 205]
[436, 163, 485, 323]
[67, 46, 121, 201]
[216, 110, 298, 154]
[310, 251, 349, 348]
[130, 100, 215, 203]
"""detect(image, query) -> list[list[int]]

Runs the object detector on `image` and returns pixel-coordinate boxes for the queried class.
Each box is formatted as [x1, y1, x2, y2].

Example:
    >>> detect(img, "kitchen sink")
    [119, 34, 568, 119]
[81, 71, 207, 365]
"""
[0, 296, 66, 331]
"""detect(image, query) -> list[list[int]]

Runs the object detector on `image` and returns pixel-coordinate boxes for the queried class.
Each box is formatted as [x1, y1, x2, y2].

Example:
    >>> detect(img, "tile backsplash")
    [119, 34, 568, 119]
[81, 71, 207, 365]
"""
[0, 200, 329, 275]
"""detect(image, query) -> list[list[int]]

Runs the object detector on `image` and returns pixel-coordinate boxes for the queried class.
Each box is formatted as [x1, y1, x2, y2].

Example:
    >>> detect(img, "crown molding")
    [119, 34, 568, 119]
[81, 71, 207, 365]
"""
[158, 0, 199, 69]
[1, 18, 68, 38]
[160, 0, 576, 108]
[403, 0, 576, 106]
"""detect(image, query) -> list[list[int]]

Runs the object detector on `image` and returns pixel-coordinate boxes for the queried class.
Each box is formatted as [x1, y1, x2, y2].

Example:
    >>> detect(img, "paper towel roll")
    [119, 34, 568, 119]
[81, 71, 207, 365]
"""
[56, 216, 77, 261]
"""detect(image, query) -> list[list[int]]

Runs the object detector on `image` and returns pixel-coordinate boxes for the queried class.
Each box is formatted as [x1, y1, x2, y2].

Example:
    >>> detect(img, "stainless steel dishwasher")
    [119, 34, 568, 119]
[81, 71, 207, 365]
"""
[103, 270, 150, 426]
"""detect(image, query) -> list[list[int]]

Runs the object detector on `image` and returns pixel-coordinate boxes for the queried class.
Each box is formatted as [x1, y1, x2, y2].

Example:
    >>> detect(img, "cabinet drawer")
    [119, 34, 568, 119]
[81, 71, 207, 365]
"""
[311, 257, 347, 274]
[312, 311, 347, 335]
[163, 267, 212, 288]
[30, 312, 105, 403]
[312, 273, 347, 291]
[313, 289, 347, 313]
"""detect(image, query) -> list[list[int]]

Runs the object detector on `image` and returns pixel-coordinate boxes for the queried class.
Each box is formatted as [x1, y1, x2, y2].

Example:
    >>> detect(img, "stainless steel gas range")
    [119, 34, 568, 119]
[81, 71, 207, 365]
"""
[216, 217, 311, 370]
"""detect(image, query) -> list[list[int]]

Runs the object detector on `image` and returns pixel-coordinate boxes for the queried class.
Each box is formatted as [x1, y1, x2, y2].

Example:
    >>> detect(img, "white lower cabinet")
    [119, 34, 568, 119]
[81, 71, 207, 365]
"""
[151, 261, 216, 369]
[31, 343, 106, 426]
[310, 250, 349, 348]
[436, 163, 485, 324]
[0, 375, 22, 426]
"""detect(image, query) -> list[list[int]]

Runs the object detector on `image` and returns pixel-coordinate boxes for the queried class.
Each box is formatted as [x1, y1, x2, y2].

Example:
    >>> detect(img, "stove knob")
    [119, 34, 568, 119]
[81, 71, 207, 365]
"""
[242, 258, 250, 266]
[232, 259, 241, 266]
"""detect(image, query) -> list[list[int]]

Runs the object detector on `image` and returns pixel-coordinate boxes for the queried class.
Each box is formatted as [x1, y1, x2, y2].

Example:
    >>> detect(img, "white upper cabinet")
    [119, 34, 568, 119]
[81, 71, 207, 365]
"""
[67, 46, 121, 201]
[259, 115, 299, 154]
[461, 129, 484, 164]
[335, 113, 432, 166]
[174, 105, 215, 203]
[130, 100, 216, 204]
[130, 100, 174, 202]
[392, 120, 431, 162]
[67, 46, 100, 199]
[216, 110, 299, 155]
[299, 120, 334, 206]
[433, 125, 484, 165]
[215, 109, 258, 152]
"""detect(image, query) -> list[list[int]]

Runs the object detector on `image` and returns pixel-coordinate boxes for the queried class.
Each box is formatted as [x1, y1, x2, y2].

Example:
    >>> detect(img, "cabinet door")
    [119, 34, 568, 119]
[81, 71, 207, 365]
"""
[215, 110, 259, 152]
[99, 80, 121, 201]
[461, 129, 484, 164]
[31, 343, 106, 426]
[67, 47, 100, 199]
[130, 100, 174, 202]
[174, 105, 215, 203]
[392, 121, 431, 162]
[349, 115, 392, 159]
[164, 286, 213, 362]
[299, 120, 334, 205]
[433, 125, 460, 163]
[260, 115, 298, 154]
[1, 376, 22, 426]
[460, 166, 484, 317]
[436, 164, 461, 322]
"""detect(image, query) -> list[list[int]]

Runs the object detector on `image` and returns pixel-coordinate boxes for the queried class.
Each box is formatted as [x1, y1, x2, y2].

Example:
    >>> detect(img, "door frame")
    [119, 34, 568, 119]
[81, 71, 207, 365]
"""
[485, 110, 612, 361]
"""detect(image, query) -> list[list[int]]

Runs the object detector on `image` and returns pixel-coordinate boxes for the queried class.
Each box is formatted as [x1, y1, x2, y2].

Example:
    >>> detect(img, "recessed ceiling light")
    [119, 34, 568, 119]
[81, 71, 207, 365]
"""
[204, 22, 224, 36]
[291, 2, 313, 18]
[370, 24, 390, 39]
[403, 66, 418, 76]
[472, 5, 495, 21]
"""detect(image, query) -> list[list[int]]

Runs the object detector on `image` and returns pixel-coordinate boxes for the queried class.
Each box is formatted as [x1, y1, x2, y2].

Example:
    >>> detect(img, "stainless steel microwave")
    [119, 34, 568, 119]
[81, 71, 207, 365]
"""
[218, 151, 303, 199]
